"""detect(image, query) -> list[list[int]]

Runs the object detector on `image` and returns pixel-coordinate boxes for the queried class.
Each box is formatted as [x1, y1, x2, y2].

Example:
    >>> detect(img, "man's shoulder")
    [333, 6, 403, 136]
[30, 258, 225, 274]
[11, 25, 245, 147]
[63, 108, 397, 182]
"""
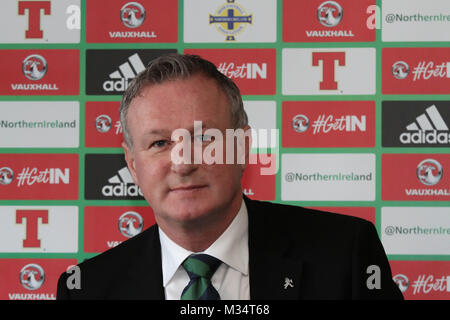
[57, 224, 162, 299]
[246, 198, 403, 300]
[247, 198, 373, 233]
[79, 223, 159, 271]
[245, 197, 378, 255]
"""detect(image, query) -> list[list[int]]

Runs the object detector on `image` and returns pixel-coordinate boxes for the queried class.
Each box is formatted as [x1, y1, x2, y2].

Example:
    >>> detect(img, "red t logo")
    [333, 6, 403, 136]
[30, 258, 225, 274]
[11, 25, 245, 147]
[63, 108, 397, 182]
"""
[16, 210, 48, 248]
[18, 1, 51, 39]
[312, 52, 346, 90]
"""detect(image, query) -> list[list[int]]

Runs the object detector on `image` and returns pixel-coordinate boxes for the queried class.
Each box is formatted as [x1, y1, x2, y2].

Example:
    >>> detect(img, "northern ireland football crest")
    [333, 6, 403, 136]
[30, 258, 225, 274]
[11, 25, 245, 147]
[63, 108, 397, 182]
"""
[209, 0, 252, 41]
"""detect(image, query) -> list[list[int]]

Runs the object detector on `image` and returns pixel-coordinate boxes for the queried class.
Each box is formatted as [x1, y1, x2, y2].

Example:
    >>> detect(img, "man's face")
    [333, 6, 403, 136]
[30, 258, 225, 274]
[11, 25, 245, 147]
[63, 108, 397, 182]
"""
[123, 74, 248, 228]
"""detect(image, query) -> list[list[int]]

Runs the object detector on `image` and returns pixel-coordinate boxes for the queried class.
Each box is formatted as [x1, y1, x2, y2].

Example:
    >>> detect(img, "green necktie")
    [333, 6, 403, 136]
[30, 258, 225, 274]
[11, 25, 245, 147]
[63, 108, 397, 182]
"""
[180, 254, 221, 300]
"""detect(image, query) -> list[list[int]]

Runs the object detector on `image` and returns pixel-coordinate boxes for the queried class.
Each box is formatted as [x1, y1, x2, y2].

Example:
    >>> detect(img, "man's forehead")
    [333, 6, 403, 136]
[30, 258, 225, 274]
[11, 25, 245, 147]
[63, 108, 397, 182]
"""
[142, 121, 219, 136]
[133, 102, 229, 124]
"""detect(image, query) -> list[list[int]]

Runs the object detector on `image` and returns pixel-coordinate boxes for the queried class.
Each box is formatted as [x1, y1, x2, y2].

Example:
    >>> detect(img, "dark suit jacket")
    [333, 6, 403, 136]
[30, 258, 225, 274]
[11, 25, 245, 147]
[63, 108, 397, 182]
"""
[57, 197, 403, 300]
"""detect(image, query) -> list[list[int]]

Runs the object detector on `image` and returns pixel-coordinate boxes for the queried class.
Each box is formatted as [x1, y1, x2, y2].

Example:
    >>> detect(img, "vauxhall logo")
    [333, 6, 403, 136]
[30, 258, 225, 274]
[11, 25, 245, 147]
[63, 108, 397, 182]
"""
[11, 54, 59, 91]
[400, 105, 450, 145]
[392, 61, 409, 80]
[95, 115, 112, 133]
[20, 263, 45, 290]
[110, 2, 157, 39]
[118, 211, 144, 238]
[120, 2, 146, 28]
[105, 211, 144, 248]
[0, 167, 14, 185]
[405, 158, 449, 197]
[317, 1, 342, 27]
[292, 115, 309, 133]
[23, 54, 47, 80]
[9, 262, 57, 300]
[417, 159, 443, 186]
[306, 1, 355, 38]
[393, 274, 409, 293]
[103, 53, 146, 92]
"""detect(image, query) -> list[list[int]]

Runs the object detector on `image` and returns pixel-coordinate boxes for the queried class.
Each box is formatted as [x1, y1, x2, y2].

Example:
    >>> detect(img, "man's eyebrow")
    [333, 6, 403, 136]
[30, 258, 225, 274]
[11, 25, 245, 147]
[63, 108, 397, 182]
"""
[143, 129, 172, 136]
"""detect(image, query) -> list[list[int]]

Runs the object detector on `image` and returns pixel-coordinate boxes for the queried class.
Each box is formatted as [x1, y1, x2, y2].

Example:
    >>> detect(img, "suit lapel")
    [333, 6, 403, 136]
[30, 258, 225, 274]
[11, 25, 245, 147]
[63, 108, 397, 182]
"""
[124, 225, 165, 299]
[249, 254, 302, 300]
[245, 196, 303, 300]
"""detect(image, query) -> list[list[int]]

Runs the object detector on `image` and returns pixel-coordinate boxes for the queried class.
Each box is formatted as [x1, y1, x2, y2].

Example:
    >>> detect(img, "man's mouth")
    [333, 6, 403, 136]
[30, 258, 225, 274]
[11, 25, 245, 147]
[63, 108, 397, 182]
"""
[169, 185, 207, 192]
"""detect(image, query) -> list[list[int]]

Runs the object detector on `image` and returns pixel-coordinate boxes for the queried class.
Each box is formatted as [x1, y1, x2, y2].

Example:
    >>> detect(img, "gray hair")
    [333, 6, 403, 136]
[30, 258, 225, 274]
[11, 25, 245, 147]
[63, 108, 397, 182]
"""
[119, 53, 248, 148]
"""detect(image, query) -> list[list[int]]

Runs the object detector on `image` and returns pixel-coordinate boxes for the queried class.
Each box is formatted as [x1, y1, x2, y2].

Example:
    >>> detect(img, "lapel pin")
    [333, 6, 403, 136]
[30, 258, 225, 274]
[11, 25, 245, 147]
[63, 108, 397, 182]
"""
[284, 277, 294, 289]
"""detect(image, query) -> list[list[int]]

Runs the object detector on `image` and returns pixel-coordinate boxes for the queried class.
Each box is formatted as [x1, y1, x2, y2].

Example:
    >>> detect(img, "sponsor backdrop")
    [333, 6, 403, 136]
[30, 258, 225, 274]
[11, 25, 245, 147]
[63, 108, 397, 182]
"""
[0, 0, 449, 300]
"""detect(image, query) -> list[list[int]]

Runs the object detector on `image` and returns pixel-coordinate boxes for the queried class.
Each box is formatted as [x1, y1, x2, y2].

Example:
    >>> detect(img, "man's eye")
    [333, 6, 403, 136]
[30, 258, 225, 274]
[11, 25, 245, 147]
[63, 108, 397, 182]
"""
[150, 140, 168, 148]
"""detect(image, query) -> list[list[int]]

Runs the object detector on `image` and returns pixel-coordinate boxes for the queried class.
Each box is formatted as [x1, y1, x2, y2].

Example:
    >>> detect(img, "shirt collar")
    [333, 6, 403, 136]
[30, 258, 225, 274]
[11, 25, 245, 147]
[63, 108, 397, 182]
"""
[159, 198, 249, 287]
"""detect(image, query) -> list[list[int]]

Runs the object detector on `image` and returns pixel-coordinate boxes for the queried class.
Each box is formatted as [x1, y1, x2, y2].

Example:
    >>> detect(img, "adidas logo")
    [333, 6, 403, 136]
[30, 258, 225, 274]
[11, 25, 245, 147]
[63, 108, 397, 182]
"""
[101, 166, 143, 197]
[400, 105, 450, 144]
[102, 53, 146, 92]
[108, 166, 134, 184]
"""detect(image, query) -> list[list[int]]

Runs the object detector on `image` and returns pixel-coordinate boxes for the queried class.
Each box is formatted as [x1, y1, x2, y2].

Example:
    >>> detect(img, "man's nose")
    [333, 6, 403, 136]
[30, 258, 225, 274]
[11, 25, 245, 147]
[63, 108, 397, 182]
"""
[170, 138, 202, 176]
[170, 161, 199, 176]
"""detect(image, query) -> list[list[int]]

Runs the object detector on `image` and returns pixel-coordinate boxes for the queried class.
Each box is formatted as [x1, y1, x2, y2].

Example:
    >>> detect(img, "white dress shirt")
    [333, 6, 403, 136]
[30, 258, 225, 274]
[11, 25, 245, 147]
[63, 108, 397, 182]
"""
[159, 199, 250, 300]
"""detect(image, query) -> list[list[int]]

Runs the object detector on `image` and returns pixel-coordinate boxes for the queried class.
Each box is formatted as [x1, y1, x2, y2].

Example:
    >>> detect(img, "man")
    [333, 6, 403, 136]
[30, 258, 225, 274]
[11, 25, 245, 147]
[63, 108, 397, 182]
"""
[57, 53, 403, 300]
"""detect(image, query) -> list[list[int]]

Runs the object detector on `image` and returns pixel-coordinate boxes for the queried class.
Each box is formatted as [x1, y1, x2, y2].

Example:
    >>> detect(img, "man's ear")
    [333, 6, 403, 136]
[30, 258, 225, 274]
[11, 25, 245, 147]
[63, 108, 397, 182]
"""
[122, 141, 139, 186]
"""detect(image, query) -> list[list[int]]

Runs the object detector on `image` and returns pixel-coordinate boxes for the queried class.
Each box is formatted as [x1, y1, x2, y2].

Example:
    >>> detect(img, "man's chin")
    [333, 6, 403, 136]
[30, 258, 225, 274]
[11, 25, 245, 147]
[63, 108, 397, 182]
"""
[167, 207, 217, 227]
[161, 198, 220, 225]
